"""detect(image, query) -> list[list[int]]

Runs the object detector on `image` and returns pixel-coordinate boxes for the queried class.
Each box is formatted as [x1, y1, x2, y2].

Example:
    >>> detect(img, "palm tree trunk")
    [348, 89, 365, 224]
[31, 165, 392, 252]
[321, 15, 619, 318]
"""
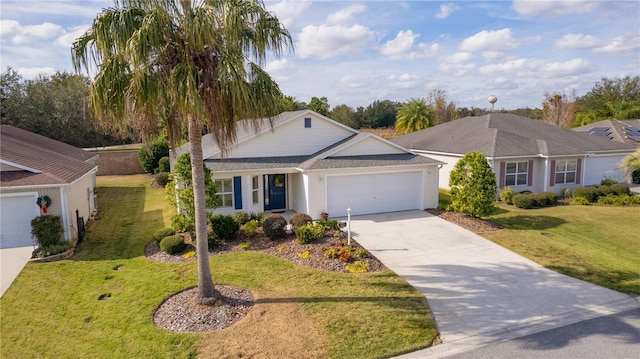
[189, 115, 221, 305]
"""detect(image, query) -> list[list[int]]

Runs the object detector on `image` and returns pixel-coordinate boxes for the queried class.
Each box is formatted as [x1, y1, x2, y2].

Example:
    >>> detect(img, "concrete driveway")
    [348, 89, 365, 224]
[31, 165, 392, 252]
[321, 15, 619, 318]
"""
[346, 210, 640, 358]
[1, 246, 33, 297]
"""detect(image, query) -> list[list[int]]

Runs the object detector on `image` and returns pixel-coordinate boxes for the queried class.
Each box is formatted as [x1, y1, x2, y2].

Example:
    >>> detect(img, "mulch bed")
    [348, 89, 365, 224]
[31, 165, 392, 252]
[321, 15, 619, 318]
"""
[425, 209, 503, 232]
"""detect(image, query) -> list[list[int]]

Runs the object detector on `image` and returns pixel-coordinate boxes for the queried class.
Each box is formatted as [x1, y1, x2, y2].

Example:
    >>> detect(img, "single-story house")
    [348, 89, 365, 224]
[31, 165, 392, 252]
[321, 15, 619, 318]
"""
[391, 113, 637, 194]
[573, 119, 640, 146]
[0, 126, 98, 248]
[173, 110, 442, 218]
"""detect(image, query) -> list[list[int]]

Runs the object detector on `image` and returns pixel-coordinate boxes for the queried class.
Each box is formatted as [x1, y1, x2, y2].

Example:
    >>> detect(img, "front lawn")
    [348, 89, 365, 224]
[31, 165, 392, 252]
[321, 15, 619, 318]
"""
[482, 203, 640, 295]
[0, 175, 436, 359]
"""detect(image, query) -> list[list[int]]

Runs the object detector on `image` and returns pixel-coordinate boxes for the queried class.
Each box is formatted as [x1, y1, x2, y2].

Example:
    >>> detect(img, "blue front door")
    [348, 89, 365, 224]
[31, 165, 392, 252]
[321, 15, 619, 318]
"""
[264, 174, 286, 210]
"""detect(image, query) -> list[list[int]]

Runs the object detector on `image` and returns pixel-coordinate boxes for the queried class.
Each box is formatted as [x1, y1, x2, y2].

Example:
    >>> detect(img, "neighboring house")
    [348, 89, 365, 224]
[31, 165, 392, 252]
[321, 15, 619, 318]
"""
[573, 119, 640, 147]
[173, 110, 442, 218]
[0, 126, 99, 248]
[392, 113, 636, 194]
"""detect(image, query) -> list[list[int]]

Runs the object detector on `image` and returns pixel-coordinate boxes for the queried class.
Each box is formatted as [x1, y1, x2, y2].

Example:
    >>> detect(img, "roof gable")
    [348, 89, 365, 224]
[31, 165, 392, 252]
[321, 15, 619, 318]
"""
[0, 126, 97, 186]
[392, 113, 636, 158]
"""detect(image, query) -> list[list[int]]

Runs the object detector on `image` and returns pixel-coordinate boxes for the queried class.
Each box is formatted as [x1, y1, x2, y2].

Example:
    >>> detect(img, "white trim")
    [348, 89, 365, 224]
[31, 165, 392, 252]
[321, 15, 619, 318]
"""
[0, 159, 42, 173]
[321, 132, 418, 158]
[59, 185, 70, 241]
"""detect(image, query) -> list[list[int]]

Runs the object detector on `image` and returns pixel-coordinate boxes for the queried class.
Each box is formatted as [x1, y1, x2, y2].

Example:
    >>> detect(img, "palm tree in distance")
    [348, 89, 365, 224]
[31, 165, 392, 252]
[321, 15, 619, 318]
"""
[394, 98, 434, 135]
[619, 148, 640, 184]
[73, 0, 293, 305]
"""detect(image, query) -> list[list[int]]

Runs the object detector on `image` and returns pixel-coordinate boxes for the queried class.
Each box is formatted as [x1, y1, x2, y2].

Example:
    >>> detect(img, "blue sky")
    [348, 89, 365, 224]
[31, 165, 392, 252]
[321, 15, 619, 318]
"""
[1, 1, 638, 110]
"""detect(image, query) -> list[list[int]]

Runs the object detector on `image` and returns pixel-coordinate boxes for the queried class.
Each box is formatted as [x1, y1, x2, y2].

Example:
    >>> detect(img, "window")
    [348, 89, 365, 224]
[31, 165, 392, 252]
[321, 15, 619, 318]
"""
[555, 160, 577, 184]
[505, 161, 528, 186]
[215, 178, 233, 208]
[304, 117, 312, 128]
[252, 176, 259, 204]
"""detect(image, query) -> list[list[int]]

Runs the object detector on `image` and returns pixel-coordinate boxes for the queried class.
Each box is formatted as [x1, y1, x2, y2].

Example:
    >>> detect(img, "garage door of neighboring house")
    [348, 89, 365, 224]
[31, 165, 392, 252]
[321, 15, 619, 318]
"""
[326, 171, 423, 217]
[0, 194, 40, 249]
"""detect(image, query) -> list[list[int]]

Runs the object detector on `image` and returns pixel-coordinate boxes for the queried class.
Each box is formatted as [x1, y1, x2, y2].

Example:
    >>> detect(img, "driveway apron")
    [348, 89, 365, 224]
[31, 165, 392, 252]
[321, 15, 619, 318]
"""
[1, 246, 33, 297]
[346, 210, 638, 357]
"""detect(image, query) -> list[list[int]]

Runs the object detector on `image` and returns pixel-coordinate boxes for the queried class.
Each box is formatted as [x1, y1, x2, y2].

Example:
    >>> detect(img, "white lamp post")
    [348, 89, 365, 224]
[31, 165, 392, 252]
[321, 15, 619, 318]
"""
[346, 207, 351, 245]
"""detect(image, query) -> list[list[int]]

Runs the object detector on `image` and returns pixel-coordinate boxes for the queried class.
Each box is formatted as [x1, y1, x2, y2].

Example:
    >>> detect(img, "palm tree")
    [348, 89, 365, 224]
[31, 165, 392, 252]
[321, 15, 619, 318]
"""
[73, 0, 293, 305]
[619, 148, 640, 184]
[394, 98, 434, 135]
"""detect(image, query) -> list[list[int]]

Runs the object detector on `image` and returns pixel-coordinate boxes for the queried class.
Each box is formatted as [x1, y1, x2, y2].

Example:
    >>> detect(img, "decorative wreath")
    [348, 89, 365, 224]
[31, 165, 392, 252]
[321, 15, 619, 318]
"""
[36, 195, 52, 208]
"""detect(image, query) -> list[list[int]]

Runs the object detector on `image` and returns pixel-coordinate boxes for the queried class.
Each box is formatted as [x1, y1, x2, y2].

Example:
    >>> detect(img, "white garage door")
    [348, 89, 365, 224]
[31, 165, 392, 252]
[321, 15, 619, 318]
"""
[327, 171, 423, 217]
[0, 194, 40, 248]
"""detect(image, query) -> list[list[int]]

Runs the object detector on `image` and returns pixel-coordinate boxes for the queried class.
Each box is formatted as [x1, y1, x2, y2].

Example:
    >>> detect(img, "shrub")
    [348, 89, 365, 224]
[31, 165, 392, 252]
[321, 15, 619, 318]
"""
[243, 219, 259, 237]
[153, 227, 175, 243]
[154, 172, 170, 187]
[323, 248, 338, 259]
[171, 214, 193, 232]
[499, 187, 514, 205]
[290, 213, 313, 228]
[535, 192, 558, 207]
[512, 194, 534, 209]
[572, 186, 596, 202]
[355, 248, 370, 258]
[232, 211, 250, 225]
[31, 241, 73, 258]
[239, 242, 252, 250]
[345, 261, 369, 273]
[562, 188, 572, 199]
[571, 197, 591, 205]
[594, 185, 613, 197]
[137, 137, 169, 173]
[295, 223, 325, 244]
[297, 251, 310, 259]
[249, 212, 265, 224]
[437, 199, 452, 211]
[31, 215, 64, 247]
[159, 235, 186, 254]
[207, 231, 219, 250]
[183, 251, 196, 259]
[317, 219, 339, 231]
[610, 183, 630, 195]
[263, 215, 287, 240]
[598, 194, 640, 206]
[338, 247, 353, 262]
[600, 178, 617, 186]
[209, 214, 239, 241]
[449, 152, 497, 217]
[157, 156, 170, 173]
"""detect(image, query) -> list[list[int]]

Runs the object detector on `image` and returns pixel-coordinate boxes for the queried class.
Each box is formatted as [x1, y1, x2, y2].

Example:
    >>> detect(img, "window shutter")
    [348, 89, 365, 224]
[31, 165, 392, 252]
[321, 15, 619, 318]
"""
[233, 176, 242, 210]
[549, 160, 556, 187]
[576, 158, 582, 184]
[499, 162, 506, 188]
[528, 160, 534, 187]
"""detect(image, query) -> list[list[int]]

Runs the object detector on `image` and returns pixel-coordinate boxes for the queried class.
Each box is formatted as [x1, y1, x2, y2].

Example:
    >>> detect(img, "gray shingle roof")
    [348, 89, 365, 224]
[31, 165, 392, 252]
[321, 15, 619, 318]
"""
[392, 113, 636, 157]
[573, 119, 640, 146]
[0, 125, 98, 187]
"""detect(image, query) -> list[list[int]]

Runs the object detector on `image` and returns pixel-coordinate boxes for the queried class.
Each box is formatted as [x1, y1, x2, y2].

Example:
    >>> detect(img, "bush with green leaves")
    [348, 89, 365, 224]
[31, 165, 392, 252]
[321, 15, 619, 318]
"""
[610, 183, 630, 195]
[572, 186, 596, 202]
[159, 235, 186, 254]
[594, 185, 613, 197]
[437, 199, 452, 211]
[137, 137, 169, 173]
[207, 231, 219, 250]
[209, 214, 239, 241]
[171, 214, 193, 233]
[571, 196, 591, 205]
[289, 213, 312, 228]
[511, 194, 535, 209]
[597, 194, 640, 206]
[249, 212, 265, 224]
[562, 188, 572, 199]
[233, 211, 250, 225]
[263, 215, 287, 240]
[31, 215, 64, 247]
[295, 223, 325, 244]
[317, 219, 340, 230]
[243, 219, 259, 237]
[31, 241, 73, 259]
[449, 152, 497, 217]
[157, 156, 170, 173]
[499, 187, 514, 204]
[154, 172, 169, 187]
[153, 227, 175, 243]
[600, 178, 618, 186]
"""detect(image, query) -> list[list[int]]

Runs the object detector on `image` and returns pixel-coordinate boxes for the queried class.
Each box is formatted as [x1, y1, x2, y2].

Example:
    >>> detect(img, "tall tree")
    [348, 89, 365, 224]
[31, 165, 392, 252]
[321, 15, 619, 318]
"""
[576, 75, 640, 123]
[427, 89, 457, 124]
[308, 96, 330, 116]
[541, 92, 575, 128]
[363, 100, 398, 128]
[619, 148, 640, 184]
[394, 98, 434, 135]
[330, 104, 358, 128]
[449, 152, 497, 218]
[73, 0, 293, 304]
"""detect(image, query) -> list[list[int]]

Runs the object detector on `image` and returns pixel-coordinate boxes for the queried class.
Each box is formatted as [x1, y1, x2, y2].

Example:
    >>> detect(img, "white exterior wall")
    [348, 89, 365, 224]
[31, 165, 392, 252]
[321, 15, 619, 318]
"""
[584, 154, 628, 185]
[210, 114, 354, 159]
[63, 169, 97, 241]
[332, 136, 405, 156]
[289, 173, 308, 214]
[417, 153, 459, 189]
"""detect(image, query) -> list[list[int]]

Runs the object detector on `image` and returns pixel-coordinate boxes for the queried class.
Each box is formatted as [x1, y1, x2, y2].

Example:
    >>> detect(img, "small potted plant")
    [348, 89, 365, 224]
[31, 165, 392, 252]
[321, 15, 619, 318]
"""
[320, 211, 329, 220]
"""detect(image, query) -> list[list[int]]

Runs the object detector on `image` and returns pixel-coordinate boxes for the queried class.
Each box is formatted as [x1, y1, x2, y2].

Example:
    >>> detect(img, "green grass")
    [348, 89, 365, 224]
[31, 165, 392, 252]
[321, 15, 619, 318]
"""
[1, 175, 436, 359]
[482, 203, 640, 294]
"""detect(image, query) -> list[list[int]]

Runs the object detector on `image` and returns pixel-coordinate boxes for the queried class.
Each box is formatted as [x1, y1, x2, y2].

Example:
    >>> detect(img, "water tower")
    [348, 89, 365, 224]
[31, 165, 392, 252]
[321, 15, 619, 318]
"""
[488, 95, 497, 112]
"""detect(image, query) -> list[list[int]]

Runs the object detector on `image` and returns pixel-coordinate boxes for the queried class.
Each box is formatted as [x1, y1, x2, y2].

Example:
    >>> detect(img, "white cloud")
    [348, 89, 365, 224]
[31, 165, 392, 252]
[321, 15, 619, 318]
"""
[439, 62, 475, 76]
[16, 66, 57, 79]
[449, 52, 473, 63]
[1, 21, 64, 43]
[594, 32, 640, 55]
[460, 28, 520, 52]
[436, 3, 460, 19]
[327, 4, 366, 24]
[339, 75, 364, 89]
[380, 30, 439, 59]
[480, 58, 538, 74]
[385, 73, 421, 90]
[296, 24, 373, 59]
[55, 25, 90, 47]
[541, 58, 593, 76]
[479, 58, 593, 78]
[266, 1, 311, 29]
[511, 0, 601, 17]
[265, 58, 292, 72]
[554, 33, 600, 49]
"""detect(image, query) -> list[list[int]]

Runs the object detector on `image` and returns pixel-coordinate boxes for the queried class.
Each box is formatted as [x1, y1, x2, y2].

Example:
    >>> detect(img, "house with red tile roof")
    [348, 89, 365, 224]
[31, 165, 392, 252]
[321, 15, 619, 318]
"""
[0, 125, 98, 248]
